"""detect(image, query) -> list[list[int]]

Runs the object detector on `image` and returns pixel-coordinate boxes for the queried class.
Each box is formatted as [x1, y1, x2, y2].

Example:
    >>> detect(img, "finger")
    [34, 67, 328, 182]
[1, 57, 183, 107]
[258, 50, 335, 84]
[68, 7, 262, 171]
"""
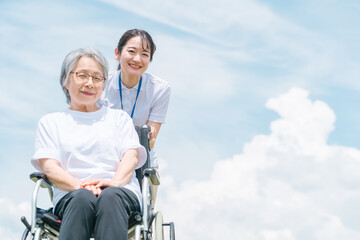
[81, 179, 99, 186]
[96, 180, 108, 188]
[96, 187, 102, 196]
[95, 181, 103, 188]
[90, 186, 98, 195]
[84, 185, 96, 195]
[152, 126, 157, 134]
[80, 179, 92, 186]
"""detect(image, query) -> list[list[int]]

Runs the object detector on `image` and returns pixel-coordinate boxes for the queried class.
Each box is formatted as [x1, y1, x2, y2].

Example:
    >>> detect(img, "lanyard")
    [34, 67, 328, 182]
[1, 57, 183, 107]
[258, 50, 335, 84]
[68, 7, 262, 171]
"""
[118, 74, 142, 118]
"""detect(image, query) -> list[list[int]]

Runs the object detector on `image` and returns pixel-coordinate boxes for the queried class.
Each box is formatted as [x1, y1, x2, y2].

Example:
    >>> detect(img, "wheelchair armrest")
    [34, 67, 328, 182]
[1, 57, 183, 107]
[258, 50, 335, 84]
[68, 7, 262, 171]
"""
[30, 172, 53, 189]
[144, 168, 160, 186]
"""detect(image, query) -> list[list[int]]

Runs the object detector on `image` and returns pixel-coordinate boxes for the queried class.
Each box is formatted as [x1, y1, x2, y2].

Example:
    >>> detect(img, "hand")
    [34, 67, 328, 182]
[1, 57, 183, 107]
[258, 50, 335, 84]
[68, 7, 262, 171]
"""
[80, 179, 122, 195]
[149, 125, 157, 149]
[82, 184, 102, 196]
[80, 179, 104, 195]
[146, 121, 161, 150]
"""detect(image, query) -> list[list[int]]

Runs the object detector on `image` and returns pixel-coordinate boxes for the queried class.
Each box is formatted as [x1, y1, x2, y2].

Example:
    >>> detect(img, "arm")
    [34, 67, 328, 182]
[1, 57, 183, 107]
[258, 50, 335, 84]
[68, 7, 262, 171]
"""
[81, 148, 140, 190]
[111, 148, 139, 186]
[39, 158, 81, 192]
[147, 82, 170, 149]
[146, 121, 162, 149]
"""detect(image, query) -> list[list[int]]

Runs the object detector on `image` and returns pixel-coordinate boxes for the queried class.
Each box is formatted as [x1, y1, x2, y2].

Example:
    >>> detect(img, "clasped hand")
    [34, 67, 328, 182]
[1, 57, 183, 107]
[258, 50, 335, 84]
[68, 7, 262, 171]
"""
[79, 179, 121, 196]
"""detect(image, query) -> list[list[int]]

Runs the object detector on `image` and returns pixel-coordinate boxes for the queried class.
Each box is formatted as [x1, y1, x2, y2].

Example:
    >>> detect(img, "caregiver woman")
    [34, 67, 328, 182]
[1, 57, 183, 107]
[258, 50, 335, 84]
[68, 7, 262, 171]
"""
[100, 29, 171, 168]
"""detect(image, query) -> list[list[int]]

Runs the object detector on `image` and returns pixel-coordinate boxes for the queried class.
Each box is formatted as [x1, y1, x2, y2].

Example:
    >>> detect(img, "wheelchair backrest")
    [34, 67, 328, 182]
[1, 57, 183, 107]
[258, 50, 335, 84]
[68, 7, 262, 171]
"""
[134, 125, 151, 190]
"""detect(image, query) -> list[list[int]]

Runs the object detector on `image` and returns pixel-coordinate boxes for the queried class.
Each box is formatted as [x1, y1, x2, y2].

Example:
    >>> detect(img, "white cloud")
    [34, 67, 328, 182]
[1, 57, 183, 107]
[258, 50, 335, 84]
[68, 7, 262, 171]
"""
[156, 87, 360, 240]
[0, 198, 30, 240]
[260, 229, 296, 240]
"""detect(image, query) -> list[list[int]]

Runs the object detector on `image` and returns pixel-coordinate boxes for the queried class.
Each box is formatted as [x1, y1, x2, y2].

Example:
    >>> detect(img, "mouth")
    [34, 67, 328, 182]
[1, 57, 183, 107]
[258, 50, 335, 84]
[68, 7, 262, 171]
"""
[129, 63, 141, 69]
[80, 91, 95, 96]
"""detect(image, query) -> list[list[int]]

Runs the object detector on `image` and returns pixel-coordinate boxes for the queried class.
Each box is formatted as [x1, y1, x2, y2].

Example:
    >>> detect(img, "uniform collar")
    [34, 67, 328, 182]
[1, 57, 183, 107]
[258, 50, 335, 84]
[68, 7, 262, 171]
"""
[115, 70, 146, 92]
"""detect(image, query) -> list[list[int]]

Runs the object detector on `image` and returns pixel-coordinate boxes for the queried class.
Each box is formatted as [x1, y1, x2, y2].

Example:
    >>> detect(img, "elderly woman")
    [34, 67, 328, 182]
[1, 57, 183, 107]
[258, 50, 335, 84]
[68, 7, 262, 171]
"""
[31, 48, 146, 240]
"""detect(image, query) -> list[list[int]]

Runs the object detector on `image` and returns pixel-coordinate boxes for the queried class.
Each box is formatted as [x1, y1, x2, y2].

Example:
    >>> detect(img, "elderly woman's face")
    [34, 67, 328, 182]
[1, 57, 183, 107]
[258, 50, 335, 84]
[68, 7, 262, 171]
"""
[65, 56, 104, 112]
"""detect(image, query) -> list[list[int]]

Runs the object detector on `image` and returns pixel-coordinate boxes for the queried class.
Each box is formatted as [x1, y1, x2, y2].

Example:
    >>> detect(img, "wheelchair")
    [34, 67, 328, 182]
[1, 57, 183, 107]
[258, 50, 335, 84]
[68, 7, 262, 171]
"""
[21, 124, 175, 240]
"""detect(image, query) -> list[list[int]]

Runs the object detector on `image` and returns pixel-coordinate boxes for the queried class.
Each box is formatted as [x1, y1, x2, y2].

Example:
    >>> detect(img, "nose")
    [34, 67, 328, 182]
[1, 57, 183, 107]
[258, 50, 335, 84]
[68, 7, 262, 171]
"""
[84, 77, 95, 87]
[133, 53, 141, 62]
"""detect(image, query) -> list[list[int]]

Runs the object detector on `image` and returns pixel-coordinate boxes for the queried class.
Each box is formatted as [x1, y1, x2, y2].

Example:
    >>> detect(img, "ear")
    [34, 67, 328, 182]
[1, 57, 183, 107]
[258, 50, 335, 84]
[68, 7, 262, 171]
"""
[115, 48, 120, 60]
[64, 80, 69, 90]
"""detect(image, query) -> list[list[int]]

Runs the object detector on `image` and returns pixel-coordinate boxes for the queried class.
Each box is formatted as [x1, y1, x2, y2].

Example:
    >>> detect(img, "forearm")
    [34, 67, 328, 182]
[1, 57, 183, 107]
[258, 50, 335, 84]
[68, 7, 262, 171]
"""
[146, 121, 162, 149]
[111, 149, 139, 187]
[39, 158, 81, 192]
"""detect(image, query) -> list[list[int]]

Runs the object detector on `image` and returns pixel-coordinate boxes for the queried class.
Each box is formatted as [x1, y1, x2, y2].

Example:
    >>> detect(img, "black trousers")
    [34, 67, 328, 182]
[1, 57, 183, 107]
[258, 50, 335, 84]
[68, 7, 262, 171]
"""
[54, 187, 140, 240]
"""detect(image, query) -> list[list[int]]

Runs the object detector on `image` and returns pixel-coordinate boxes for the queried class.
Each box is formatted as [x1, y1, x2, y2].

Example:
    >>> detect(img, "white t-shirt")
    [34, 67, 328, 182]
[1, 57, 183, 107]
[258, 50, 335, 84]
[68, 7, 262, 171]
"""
[99, 71, 171, 167]
[31, 106, 147, 207]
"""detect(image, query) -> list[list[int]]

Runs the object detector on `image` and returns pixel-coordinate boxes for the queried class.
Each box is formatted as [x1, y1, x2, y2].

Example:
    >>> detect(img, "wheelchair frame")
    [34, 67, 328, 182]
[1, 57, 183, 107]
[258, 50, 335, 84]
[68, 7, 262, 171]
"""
[21, 124, 175, 240]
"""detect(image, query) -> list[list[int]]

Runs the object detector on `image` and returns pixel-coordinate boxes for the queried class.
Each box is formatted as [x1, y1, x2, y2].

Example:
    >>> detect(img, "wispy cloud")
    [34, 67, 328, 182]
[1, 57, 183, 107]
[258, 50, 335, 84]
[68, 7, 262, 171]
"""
[150, 34, 238, 102]
[101, 0, 356, 96]
[0, 1, 121, 122]
[100, 0, 290, 41]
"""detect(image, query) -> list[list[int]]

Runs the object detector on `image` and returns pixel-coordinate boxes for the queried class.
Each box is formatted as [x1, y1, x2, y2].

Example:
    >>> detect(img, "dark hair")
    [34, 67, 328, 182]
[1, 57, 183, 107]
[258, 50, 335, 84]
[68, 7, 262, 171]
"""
[116, 29, 156, 70]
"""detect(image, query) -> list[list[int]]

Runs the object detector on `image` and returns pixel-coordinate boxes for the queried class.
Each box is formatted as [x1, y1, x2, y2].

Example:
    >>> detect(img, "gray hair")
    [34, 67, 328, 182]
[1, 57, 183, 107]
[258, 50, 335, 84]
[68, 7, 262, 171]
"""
[59, 47, 109, 104]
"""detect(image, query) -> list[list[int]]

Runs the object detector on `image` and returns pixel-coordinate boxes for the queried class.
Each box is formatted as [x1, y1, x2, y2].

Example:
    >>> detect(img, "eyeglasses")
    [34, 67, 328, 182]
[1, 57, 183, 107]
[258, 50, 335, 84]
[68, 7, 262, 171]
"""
[71, 71, 106, 84]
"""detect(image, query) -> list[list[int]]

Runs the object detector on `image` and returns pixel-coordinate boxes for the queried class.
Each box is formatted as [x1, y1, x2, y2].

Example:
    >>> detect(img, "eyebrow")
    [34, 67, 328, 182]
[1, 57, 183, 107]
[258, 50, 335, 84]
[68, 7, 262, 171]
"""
[76, 69, 103, 75]
[127, 46, 150, 53]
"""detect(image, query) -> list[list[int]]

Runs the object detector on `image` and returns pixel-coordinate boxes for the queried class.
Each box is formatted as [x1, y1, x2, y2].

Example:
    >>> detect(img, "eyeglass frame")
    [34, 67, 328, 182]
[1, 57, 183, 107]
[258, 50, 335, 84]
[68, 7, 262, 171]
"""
[70, 71, 106, 84]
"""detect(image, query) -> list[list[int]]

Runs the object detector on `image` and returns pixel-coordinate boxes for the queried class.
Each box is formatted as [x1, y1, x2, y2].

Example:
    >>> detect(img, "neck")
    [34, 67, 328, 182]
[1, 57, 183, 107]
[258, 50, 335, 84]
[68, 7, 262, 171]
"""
[120, 72, 140, 88]
[69, 103, 100, 112]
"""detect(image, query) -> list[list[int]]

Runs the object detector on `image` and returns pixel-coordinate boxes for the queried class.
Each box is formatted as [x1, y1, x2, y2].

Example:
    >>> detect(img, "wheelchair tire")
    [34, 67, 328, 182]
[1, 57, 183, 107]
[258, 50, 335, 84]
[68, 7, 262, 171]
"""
[21, 228, 30, 240]
[154, 211, 164, 240]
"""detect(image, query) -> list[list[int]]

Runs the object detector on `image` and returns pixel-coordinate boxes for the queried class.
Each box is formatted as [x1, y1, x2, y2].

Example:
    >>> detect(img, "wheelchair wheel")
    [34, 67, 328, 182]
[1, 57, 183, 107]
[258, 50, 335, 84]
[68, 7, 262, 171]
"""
[22, 228, 46, 240]
[21, 228, 30, 240]
[169, 222, 175, 240]
[154, 211, 164, 240]
[21, 229, 39, 240]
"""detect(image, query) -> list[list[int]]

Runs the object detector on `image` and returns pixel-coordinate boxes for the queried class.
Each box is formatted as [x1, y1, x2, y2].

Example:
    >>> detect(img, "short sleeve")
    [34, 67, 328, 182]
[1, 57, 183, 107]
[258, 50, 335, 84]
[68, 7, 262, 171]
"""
[117, 113, 147, 169]
[148, 84, 171, 124]
[31, 116, 60, 171]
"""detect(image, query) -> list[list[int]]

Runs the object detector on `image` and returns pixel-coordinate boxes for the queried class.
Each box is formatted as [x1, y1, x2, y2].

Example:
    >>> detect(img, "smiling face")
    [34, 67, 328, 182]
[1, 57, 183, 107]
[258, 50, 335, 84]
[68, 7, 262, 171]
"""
[116, 36, 151, 80]
[65, 56, 105, 112]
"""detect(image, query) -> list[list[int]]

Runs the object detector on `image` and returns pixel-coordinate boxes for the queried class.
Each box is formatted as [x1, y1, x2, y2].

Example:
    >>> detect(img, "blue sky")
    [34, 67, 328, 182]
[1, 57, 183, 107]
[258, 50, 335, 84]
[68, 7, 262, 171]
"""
[1, 0, 360, 239]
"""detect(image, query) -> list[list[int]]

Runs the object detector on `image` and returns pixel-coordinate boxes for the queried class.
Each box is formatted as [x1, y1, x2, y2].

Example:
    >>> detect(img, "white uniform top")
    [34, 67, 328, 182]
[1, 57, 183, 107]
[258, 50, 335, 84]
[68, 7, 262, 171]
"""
[31, 106, 147, 207]
[99, 70, 171, 167]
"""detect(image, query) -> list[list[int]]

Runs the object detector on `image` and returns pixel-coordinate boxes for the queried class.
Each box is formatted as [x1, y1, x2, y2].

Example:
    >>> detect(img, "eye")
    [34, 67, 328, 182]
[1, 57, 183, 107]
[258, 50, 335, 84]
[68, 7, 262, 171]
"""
[77, 73, 88, 79]
[93, 76, 103, 82]
[142, 53, 149, 57]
